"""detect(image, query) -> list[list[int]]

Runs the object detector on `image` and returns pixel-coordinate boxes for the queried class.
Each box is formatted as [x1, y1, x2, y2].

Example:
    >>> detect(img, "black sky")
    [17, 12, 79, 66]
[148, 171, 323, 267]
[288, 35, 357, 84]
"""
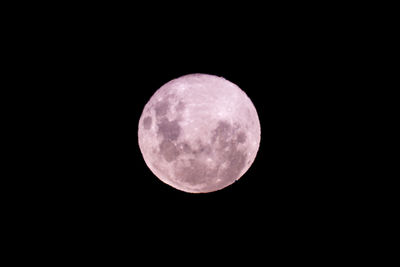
[22, 5, 364, 258]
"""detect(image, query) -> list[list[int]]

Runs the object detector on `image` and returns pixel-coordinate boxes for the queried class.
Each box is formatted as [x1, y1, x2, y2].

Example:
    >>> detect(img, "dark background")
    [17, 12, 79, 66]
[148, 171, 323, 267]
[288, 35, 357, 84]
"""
[64, 20, 345, 210]
[15, 3, 373, 261]
[55, 22, 349, 241]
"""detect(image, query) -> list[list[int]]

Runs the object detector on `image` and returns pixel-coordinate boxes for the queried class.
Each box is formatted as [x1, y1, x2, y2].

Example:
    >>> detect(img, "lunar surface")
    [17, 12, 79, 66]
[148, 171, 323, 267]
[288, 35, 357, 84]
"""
[138, 73, 261, 193]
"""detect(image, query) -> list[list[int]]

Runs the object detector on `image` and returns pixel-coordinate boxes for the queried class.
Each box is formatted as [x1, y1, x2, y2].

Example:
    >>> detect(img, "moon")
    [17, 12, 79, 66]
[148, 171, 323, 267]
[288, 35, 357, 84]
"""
[138, 73, 261, 193]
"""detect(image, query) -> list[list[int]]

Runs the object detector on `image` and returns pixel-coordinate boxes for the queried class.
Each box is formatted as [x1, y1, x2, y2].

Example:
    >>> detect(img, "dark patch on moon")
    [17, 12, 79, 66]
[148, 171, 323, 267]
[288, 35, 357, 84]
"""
[194, 144, 212, 155]
[212, 120, 247, 145]
[143, 116, 152, 130]
[159, 140, 180, 162]
[218, 145, 247, 182]
[210, 120, 248, 184]
[236, 131, 247, 143]
[176, 159, 214, 185]
[213, 121, 231, 139]
[211, 120, 232, 148]
[191, 139, 212, 155]
[157, 119, 181, 141]
[177, 142, 192, 154]
[154, 100, 170, 117]
[175, 101, 186, 112]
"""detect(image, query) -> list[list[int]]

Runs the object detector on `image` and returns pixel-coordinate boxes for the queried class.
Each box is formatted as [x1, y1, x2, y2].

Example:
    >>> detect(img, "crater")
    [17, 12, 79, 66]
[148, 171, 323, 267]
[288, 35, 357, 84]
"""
[142, 116, 152, 130]
[159, 140, 180, 162]
[157, 119, 181, 141]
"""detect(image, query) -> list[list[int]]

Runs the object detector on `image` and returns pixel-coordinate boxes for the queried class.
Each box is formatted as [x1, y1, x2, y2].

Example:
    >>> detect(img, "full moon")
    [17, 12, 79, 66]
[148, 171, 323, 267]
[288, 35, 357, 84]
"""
[138, 73, 261, 193]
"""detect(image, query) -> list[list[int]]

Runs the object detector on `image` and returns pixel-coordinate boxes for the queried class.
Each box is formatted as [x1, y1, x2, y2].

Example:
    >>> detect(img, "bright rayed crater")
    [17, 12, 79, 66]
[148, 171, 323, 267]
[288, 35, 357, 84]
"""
[138, 73, 261, 193]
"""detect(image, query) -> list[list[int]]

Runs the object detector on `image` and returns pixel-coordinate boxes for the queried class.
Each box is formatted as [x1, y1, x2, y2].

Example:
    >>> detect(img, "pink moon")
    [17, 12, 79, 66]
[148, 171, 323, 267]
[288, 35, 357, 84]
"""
[138, 73, 261, 193]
